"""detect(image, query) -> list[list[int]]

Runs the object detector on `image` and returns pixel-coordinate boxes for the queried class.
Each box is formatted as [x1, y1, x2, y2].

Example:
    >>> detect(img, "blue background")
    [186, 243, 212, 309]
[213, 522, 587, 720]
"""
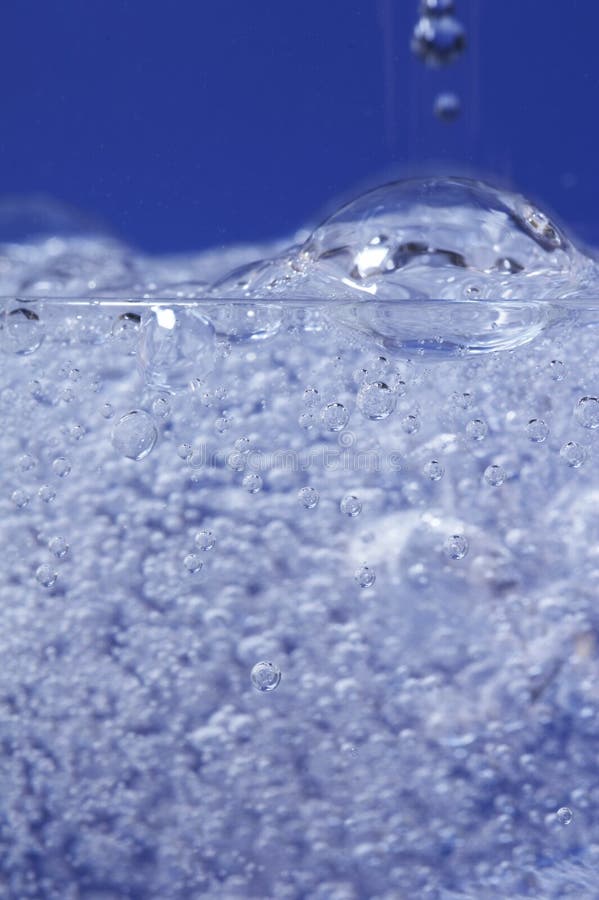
[3, 0, 598, 252]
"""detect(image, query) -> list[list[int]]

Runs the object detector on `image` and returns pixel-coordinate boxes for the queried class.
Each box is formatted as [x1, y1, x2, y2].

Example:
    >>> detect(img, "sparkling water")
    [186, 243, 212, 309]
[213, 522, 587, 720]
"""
[1, 177, 599, 898]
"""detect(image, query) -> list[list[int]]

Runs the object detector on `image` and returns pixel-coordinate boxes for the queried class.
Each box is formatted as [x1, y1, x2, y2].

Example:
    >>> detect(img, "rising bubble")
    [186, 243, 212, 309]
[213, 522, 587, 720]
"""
[112, 410, 158, 461]
[251, 661, 282, 692]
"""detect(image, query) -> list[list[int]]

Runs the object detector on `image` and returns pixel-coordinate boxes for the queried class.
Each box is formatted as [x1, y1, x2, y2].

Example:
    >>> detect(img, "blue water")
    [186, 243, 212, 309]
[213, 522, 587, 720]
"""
[1, 176, 599, 897]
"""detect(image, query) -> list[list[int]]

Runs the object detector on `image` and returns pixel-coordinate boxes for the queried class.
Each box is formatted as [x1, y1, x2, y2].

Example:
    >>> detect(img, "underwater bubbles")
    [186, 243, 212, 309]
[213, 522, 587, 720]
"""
[298, 486, 320, 509]
[444, 534, 469, 560]
[556, 807, 573, 826]
[574, 396, 599, 429]
[355, 565, 376, 588]
[321, 402, 350, 432]
[251, 661, 282, 692]
[111, 410, 158, 461]
[357, 382, 396, 420]
[0, 305, 45, 355]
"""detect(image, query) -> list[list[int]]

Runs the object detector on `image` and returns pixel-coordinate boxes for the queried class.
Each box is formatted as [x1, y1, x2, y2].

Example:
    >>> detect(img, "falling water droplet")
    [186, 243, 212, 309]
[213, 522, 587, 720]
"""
[411, 14, 466, 67]
[434, 92, 461, 123]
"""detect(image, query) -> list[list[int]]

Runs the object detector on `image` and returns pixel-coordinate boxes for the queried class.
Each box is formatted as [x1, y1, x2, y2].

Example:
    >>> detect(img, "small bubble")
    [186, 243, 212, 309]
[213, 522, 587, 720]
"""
[100, 402, 115, 420]
[527, 418, 549, 443]
[357, 382, 396, 420]
[112, 410, 158, 461]
[68, 424, 86, 442]
[411, 13, 466, 67]
[444, 534, 469, 560]
[251, 661, 282, 692]
[550, 359, 565, 381]
[484, 464, 506, 487]
[556, 807, 573, 826]
[194, 530, 215, 551]
[401, 414, 420, 434]
[0, 306, 44, 355]
[11, 489, 29, 509]
[424, 460, 444, 481]
[303, 387, 320, 407]
[340, 495, 362, 517]
[560, 441, 586, 468]
[321, 402, 350, 432]
[299, 411, 316, 430]
[466, 419, 488, 441]
[355, 565, 376, 588]
[48, 536, 69, 559]
[234, 436, 251, 452]
[453, 391, 473, 410]
[574, 396, 599, 429]
[52, 457, 71, 478]
[35, 564, 57, 588]
[227, 450, 247, 472]
[177, 442, 193, 461]
[38, 484, 56, 504]
[214, 415, 231, 434]
[298, 486, 320, 509]
[18, 454, 37, 473]
[242, 473, 263, 493]
[434, 92, 461, 123]
[183, 553, 204, 574]
[111, 311, 141, 346]
[152, 396, 170, 419]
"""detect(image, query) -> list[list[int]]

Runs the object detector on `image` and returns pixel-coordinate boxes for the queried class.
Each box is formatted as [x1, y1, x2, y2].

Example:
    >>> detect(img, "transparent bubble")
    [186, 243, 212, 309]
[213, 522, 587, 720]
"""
[434, 92, 461, 123]
[466, 419, 488, 441]
[251, 661, 282, 693]
[550, 359, 565, 381]
[48, 536, 69, 559]
[138, 306, 215, 393]
[299, 411, 316, 430]
[321, 402, 350, 432]
[242, 473, 263, 493]
[214, 415, 231, 435]
[560, 440, 586, 468]
[357, 382, 396, 420]
[484, 464, 506, 486]
[340, 495, 362, 517]
[18, 453, 37, 473]
[52, 457, 71, 478]
[194, 530, 215, 551]
[424, 460, 444, 481]
[111, 311, 141, 351]
[444, 534, 469, 560]
[151, 396, 170, 419]
[227, 450, 247, 472]
[303, 387, 320, 407]
[112, 410, 158, 461]
[574, 396, 599, 429]
[234, 436, 251, 452]
[556, 806, 573, 826]
[298, 486, 320, 509]
[35, 564, 57, 588]
[527, 418, 549, 443]
[100, 401, 115, 420]
[177, 442, 192, 461]
[355, 565, 376, 588]
[183, 553, 203, 574]
[0, 305, 45, 355]
[38, 484, 56, 503]
[401, 413, 420, 434]
[411, 14, 466, 67]
[11, 489, 29, 509]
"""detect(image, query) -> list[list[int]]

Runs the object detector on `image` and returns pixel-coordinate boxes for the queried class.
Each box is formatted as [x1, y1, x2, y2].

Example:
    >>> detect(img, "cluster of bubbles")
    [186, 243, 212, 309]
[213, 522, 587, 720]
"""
[0, 184, 599, 896]
[411, 0, 466, 122]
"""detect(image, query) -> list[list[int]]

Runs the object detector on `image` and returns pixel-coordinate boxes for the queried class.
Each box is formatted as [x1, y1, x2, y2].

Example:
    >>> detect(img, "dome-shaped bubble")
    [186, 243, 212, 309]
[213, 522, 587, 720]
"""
[303, 178, 580, 297]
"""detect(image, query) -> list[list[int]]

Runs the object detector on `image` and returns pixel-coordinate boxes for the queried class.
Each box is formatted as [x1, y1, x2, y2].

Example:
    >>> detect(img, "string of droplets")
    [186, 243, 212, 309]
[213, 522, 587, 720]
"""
[411, 0, 466, 122]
